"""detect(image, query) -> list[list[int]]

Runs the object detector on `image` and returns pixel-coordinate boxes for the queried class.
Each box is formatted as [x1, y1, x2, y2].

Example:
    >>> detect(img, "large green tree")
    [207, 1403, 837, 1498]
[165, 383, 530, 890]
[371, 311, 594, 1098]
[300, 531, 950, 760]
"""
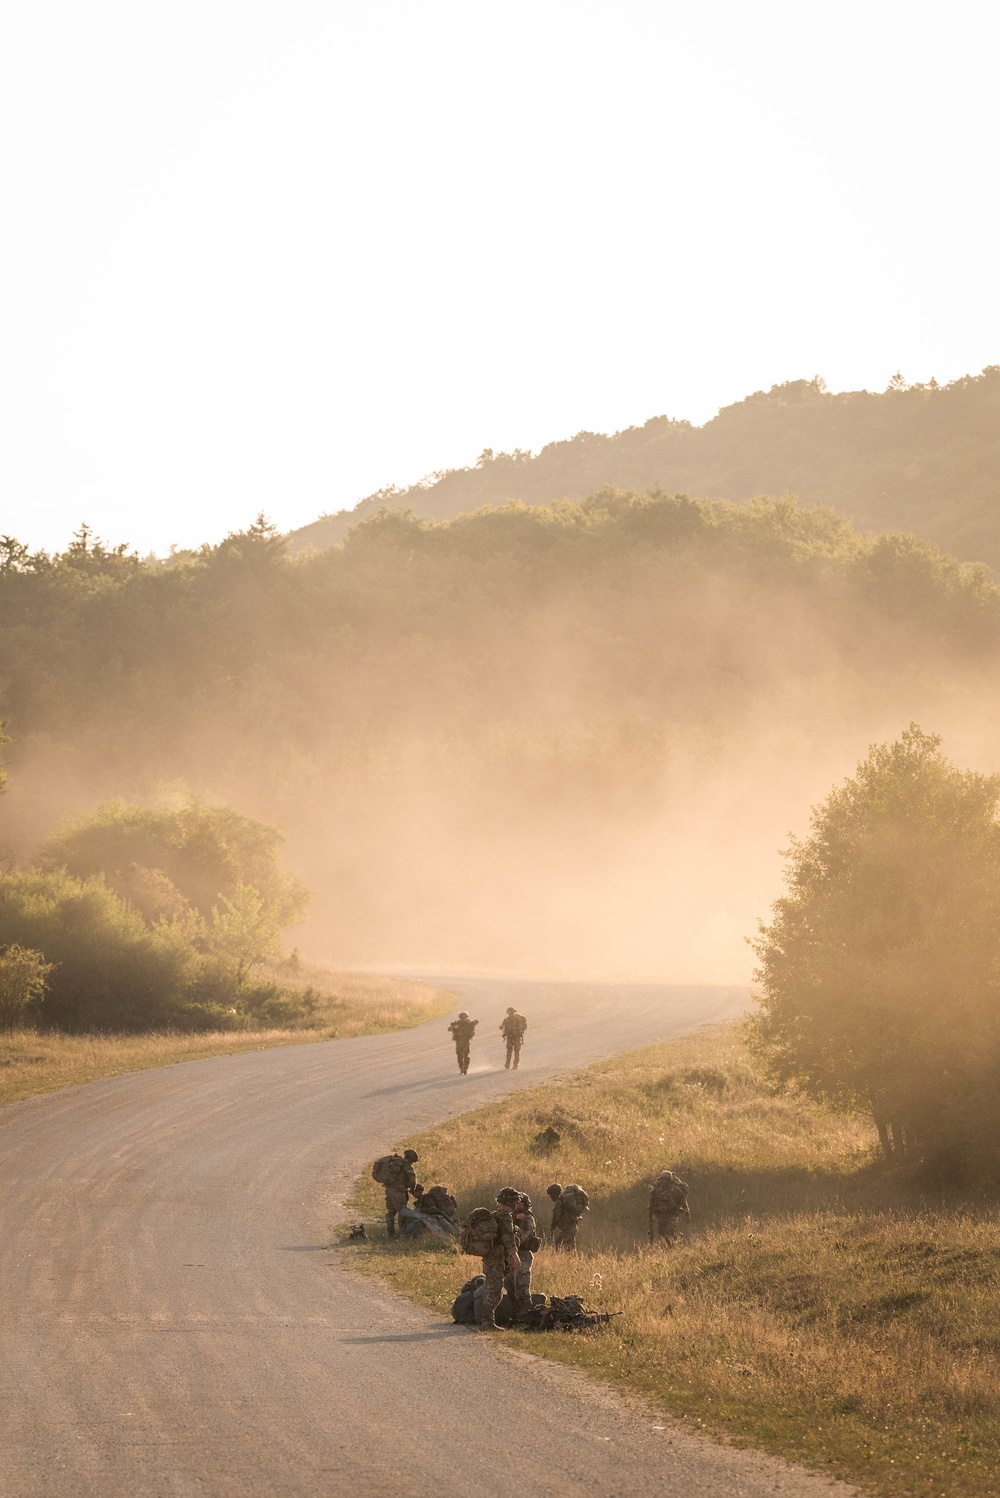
[748, 726, 1000, 1168]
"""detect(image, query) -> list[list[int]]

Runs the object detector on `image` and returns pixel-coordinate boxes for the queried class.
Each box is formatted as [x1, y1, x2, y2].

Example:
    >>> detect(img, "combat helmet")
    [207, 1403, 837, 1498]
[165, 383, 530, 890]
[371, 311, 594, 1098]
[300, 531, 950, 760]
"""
[403, 1148, 419, 1163]
[496, 1187, 521, 1207]
[458, 1010, 469, 1019]
[546, 1183, 563, 1202]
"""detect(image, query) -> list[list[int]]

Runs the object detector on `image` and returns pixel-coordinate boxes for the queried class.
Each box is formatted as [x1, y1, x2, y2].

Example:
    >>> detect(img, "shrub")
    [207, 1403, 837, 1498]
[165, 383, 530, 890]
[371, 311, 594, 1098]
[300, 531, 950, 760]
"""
[41, 798, 309, 927]
[0, 943, 54, 1029]
[0, 869, 312, 1033]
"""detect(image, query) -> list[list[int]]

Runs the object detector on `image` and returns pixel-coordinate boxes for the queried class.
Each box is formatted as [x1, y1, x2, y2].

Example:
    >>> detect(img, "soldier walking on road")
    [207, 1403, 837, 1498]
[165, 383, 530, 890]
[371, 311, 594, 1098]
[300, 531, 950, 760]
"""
[448, 1011, 478, 1074]
[371, 1148, 419, 1238]
[546, 1182, 590, 1251]
[460, 1190, 521, 1329]
[648, 1170, 690, 1244]
[499, 1007, 528, 1069]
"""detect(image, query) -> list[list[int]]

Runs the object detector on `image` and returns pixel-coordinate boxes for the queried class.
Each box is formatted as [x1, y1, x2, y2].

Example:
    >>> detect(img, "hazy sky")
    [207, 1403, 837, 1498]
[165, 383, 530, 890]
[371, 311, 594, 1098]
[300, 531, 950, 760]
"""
[2, 1, 997, 555]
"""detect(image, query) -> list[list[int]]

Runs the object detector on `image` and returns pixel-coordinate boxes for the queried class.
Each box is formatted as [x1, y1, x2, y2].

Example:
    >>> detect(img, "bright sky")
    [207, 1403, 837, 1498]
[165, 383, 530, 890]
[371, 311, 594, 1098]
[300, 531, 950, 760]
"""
[2, 1, 998, 555]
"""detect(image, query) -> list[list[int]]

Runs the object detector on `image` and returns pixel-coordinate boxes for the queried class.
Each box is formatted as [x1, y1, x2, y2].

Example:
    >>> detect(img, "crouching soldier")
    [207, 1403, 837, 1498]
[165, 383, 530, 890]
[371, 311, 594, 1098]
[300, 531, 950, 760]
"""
[416, 1184, 458, 1224]
[546, 1182, 590, 1251]
[371, 1148, 419, 1238]
[648, 1169, 690, 1244]
[460, 1192, 521, 1329]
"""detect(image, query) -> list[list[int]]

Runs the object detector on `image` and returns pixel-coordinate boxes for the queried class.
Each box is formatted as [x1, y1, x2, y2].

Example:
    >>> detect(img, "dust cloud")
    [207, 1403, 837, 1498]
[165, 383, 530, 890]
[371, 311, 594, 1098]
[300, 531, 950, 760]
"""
[5, 498, 999, 984]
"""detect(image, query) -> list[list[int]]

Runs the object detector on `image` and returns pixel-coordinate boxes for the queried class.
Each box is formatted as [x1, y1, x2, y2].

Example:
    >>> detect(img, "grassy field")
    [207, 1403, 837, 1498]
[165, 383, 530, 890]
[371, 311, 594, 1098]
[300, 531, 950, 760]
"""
[347, 1024, 1000, 1498]
[0, 969, 453, 1108]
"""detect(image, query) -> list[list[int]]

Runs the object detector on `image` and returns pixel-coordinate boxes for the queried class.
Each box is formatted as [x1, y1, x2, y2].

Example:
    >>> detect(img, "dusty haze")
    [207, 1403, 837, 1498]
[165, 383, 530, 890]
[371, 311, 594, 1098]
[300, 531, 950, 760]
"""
[3, 493, 999, 982]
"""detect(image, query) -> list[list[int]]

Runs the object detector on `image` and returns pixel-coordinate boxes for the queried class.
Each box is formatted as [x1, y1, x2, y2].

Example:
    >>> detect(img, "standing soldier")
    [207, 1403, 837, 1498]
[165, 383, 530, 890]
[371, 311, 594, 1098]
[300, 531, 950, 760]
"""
[499, 1006, 528, 1069]
[460, 1190, 521, 1329]
[371, 1148, 419, 1238]
[546, 1182, 590, 1251]
[448, 1011, 478, 1074]
[648, 1169, 690, 1244]
[503, 1189, 540, 1316]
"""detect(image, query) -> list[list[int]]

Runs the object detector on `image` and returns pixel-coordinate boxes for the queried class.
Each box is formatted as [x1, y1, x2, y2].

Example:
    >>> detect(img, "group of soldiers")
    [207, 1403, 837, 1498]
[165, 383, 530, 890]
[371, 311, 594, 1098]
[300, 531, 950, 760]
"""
[448, 1006, 527, 1074]
[371, 1148, 691, 1331]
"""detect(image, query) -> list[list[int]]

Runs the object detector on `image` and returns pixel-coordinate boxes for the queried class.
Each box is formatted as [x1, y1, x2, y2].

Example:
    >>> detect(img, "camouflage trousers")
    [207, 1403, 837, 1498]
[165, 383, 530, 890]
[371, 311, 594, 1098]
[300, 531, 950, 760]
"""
[650, 1210, 683, 1243]
[455, 1042, 470, 1074]
[553, 1217, 581, 1251]
[504, 1036, 522, 1069]
[504, 1251, 532, 1313]
[384, 1186, 408, 1237]
[480, 1253, 508, 1328]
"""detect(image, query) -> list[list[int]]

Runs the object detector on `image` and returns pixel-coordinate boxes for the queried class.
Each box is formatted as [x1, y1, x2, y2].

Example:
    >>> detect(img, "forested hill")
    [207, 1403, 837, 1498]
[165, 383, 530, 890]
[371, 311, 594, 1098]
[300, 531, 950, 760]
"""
[3, 496, 1000, 976]
[291, 367, 1000, 568]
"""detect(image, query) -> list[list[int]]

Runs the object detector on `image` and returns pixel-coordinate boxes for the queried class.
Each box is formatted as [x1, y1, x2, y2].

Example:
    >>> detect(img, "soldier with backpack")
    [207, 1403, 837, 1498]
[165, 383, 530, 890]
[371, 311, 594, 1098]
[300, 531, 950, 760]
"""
[546, 1182, 590, 1251]
[459, 1189, 521, 1330]
[371, 1148, 419, 1238]
[415, 1184, 458, 1224]
[448, 1011, 478, 1074]
[508, 1191, 541, 1314]
[648, 1169, 690, 1244]
[499, 1006, 528, 1069]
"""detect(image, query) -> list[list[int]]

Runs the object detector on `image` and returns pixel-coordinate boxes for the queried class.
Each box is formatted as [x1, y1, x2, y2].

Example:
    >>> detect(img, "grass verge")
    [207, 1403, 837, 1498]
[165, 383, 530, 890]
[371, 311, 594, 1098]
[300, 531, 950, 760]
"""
[346, 1023, 999, 1498]
[0, 968, 453, 1108]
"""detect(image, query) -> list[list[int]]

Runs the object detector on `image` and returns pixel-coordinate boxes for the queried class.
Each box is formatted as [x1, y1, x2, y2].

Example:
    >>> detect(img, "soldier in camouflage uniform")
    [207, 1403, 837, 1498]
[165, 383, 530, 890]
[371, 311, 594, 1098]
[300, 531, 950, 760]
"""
[415, 1184, 458, 1223]
[499, 1006, 528, 1069]
[448, 1011, 478, 1074]
[648, 1169, 690, 1244]
[546, 1182, 589, 1251]
[373, 1148, 418, 1238]
[506, 1190, 540, 1315]
[480, 1191, 521, 1330]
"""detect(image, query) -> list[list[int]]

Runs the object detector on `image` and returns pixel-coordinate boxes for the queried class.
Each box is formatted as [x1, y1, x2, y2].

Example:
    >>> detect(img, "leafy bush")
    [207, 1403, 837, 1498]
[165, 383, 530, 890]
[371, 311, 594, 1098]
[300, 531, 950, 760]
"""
[749, 725, 1000, 1172]
[0, 943, 53, 1029]
[0, 868, 313, 1033]
[42, 798, 309, 927]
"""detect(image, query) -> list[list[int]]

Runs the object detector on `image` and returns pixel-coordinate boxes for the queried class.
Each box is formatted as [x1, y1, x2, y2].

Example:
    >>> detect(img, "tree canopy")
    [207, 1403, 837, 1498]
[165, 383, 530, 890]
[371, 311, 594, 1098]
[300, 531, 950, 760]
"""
[748, 727, 1000, 1172]
[291, 368, 1000, 569]
[3, 495, 1000, 972]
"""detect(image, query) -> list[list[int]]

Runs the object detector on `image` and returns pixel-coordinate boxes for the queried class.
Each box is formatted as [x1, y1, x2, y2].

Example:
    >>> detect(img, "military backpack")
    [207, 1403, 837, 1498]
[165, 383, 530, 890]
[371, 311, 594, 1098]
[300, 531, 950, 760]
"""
[371, 1154, 404, 1187]
[460, 1207, 499, 1256]
[561, 1184, 589, 1214]
[650, 1172, 688, 1212]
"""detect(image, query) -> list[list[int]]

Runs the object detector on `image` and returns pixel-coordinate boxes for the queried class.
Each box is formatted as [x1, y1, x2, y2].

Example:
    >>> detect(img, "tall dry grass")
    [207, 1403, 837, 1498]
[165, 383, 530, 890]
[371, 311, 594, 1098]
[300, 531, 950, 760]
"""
[349, 1025, 1000, 1498]
[0, 970, 453, 1107]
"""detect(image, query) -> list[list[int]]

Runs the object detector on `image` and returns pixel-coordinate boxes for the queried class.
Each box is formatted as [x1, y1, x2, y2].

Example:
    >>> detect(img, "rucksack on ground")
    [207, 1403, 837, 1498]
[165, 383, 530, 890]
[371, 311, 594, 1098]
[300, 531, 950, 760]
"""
[561, 1185, 589, 1214]
[451, 1273, 485, 1324]
[460, 1207, 498, 1256]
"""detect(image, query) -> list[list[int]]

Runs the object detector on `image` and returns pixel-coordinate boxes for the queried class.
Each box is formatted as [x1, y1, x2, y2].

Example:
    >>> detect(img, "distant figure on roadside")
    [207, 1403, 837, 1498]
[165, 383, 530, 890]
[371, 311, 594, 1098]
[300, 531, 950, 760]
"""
[546, 1182, 590, 1251]
[648, 1170, 690, 1244]
[371, 1148, 419, 1238]
[460, 1190, 521, 1329]
[499, 1006, 528, 1069]
[448, 1011, 478, 1074]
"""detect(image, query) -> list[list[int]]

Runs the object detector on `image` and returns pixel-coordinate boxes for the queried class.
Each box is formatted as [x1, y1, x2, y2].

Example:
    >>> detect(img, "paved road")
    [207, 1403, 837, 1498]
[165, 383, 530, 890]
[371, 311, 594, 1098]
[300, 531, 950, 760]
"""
[1, 979, 856, 1497]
